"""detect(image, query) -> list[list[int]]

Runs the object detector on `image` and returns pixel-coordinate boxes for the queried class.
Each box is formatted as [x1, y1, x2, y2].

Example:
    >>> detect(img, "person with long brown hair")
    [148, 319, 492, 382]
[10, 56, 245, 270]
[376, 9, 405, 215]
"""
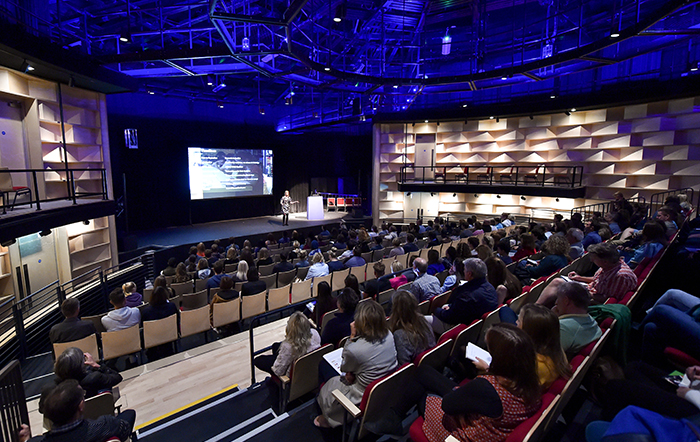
[315, 300, 397, 428]
[416, 323, 541, 442]
[517, 304, 571, 389]
[485, 256, 522, 305]
[253, 311, 320, 377]
[389, 290, 436, 364]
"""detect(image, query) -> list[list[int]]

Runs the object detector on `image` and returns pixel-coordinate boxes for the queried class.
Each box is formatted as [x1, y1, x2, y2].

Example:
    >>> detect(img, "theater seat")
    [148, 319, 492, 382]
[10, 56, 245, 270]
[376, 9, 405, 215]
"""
[664, 347, 700, 369]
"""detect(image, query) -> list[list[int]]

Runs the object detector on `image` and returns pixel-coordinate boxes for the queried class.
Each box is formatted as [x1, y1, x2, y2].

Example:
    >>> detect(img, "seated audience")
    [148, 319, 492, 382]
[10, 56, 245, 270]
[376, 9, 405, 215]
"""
[206, 261, 226, 289]
[429, 258, 498, 334]
[320, 288, 359, 347]
[517, 304, 571, 390]
[256, 248, 273, 267]
[327, 249, 346, 272]
[389, 290, 436, 365]
[253, 312, 321, 377]
[141, 287, 178, 322]
[415, 324, 541, 442]
[566, 228, 585, 260]
[224, 247, 239, 266]
[624, 221, 666, 268]
[512, 233, 537, 262]
[440, 258, 464, 293]
[121, 282, 142, 308]
[37, 379, 136, 442]
[409, 258, 442, 303]
[402, 233, 419, 253]
[49, 299, 96, 344]
[344, 274, 361, 295]
[389, 237, 405, 258]
[305, 252, 330, 280]
[272, 252, 294, 273]
[53, 347, 122, 399]
[345, 246, 367, 268]
[295, 250, 310, 268]
[551, 282, 602, 355]
[241, 268, 266, 296]
[484, 256, 522, 305]
[173, 262, 191, 283]
[582, 218, 603, 250]
[426, 249, 445, 276]
[161, 257, 177, 276]
[153, 275, 176, 299]
[311, 281, 335, 327]
[315, 300, 397, 428]
[196, 259, 211, 279]
[641, 288, 700, 363]
[604, 212, 622, 235]
[495, 240, 512, 265]
[232, 260, 249, 283]
[656, 205, 679, 239]
[101, 289, 141, 332]
[363, 261, 392, 299]
[522, 235, 570, 280]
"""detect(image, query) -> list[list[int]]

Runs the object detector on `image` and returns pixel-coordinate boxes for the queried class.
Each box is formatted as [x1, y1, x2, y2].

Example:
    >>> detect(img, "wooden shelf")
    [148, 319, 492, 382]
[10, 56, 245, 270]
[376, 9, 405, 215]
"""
[39, 119, 100, 130]
[70, 242, 110, 254]
[72, 257, 111, 273]
[0, 273, 10, 280]
[67, 226, 109, 239]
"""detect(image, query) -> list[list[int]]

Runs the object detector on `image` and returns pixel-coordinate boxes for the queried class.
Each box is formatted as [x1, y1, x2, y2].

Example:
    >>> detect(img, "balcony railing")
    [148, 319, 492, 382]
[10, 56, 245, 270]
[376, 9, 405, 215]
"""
[0, 168, 108, 214]
[399, 164, 584, 188]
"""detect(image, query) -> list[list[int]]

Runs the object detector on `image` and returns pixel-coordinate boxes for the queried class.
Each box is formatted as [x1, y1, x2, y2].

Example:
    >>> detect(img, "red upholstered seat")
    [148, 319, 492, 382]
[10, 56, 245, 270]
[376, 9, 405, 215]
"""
[599, 317, 614, 330]
[409, 416, 429, 442]
[578, 335, 599, 357]
[633, 258, 651, 278]
[438, 324, 467, 345]
[664, 348, 700, 368]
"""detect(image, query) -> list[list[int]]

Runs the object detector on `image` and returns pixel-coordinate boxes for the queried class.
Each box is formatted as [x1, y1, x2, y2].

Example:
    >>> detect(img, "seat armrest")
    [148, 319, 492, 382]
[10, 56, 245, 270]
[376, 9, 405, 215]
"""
[332, 389, 362, 418]
[278, 375, 290, 384]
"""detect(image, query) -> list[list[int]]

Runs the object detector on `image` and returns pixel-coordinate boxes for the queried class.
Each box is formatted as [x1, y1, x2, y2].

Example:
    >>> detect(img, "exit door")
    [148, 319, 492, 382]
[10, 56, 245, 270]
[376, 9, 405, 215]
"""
[8, 232, 60, 300]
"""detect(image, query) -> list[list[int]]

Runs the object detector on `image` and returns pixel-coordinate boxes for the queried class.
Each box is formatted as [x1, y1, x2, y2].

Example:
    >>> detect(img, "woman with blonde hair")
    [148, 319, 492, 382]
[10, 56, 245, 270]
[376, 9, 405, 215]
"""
[122, 282, 142, 307]
[306, 251, 329, 280]
[475, 244, 494, 262]
[315, 300, 397, 428]
[517, 304, 571, 389]
[233, 260, 249, 283]
[253, 311, 321, 377]
[389, 290, 436, 364]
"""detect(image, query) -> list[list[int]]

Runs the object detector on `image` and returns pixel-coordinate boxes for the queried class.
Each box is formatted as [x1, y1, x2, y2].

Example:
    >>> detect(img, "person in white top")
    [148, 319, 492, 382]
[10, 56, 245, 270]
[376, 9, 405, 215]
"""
[101, 288, 141, 332]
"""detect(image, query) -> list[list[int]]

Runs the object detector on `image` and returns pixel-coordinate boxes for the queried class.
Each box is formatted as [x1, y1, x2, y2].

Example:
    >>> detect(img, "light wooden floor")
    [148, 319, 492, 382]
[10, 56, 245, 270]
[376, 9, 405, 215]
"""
[26, 318, 288, 437]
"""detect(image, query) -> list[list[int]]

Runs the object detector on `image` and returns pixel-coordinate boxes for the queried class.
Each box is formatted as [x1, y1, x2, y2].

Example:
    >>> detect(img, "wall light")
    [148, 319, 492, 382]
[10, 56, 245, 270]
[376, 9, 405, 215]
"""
[496, 195, 501, 199]
[521, 196, 526, 201]
[564, 111, 571, 116]
[453, 193, 457, 197]
[555, 198, 560, 202]
[474, 194, 478, 198]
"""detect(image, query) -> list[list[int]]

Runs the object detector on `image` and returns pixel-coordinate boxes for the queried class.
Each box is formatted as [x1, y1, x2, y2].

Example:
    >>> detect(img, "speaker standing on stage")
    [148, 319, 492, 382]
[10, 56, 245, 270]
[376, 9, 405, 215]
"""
[281, 190, 297, 226]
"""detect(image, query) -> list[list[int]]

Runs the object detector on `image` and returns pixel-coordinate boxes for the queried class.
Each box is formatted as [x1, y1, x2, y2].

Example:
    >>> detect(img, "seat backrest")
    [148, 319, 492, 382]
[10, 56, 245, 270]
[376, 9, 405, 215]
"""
[260, 273, 277, 290]
[296, 265, 310, 281]
[291, 278, 312, 304]
[507, 393, 559, 442]
[435, 270, 450, 285]
[258, 263, 276, 276]
[331, 268, 350, 292]
[327, 197, 335, 207]
[82, 314, 106, 334]
[361, 252, 373, 263]
[438, 324, 466, 346]
[380, 256, 395, 272]
[101, 325, 141, 360]
[337, 197, 345, 206]
[377, 289, 393, 305]
[543, 357, 590, 435]
[418, 299, 430, 315]
[415, 339, 452, 370]
[0, 167, 12, 192]
[507, 293, 528, 315]
[82, 392, 115, 421]
[277, 268, 297, 288]
[349, 264, 366, 283]
[53, 334, 99, 361]
[429, 291, 451, 315]
[195, 278, 209, 292]
[359, 364, 417, 439]
[212, 299, 241, 328]
[181, 289, 208, 310]
[171, 281, 194, 296]
[268, 285, 291, 311]
[312, 273, 332, 297]
[477, 306, 502, 348]
[450, 320, 483, 359]
[142, 288, 153, 304]
[288, 344, 335, 402]
[179, 306, 210, 338]
[371, 249, 384, 262]
[143, 314, 178, 349]
[241, 291, 266, 319]
[224, 263, 237, 273]
[320, 309, 339, 334]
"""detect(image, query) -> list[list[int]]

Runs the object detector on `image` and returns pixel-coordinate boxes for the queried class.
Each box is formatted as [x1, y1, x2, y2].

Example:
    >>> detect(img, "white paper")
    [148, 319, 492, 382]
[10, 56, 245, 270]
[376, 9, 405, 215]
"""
[466, 342, 492, 366]
[323, 347, 344, 375]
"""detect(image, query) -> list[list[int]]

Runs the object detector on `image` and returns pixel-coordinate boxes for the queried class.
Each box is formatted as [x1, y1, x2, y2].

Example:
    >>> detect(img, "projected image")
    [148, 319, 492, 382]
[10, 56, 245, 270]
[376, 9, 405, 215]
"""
[188, 148, 273, 200]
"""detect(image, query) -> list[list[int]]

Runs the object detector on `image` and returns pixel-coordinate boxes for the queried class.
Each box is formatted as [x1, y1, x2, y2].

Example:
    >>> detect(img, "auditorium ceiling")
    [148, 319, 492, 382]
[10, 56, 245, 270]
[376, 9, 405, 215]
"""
[0, 0, 699, 129]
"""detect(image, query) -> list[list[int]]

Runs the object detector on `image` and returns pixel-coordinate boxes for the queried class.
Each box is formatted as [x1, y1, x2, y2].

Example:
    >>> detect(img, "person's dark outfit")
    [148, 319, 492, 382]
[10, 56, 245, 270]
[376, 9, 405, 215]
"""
[364, 277, 392, 299]
[320, 310, 354, 347]
[313, 297, 337, 326]
[49, 318, 96, 344]
[498, 255, 513, 265]
[433, 277, 498, 326]
[403, 243, 419, 253]
[253, 342, 280, 376]
[77, 365, 123, 399]
[241, 280, 267, 296]
[598, 360, 699, 421]
[525, 254, 568, 279]
[206, 273, 225, 289]
[273, 261, 294, 273]
[38, 411, 136, 442]
[328, 260, 347, 272]
[162, 266, 177, 276]
[257, 258, 273, 267]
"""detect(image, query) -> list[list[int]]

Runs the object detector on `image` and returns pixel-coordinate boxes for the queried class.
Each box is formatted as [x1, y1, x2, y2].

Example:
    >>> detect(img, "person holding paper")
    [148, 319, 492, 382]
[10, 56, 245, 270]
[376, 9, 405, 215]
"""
[253, 312, 321, 377]
[315, 300, 397, 428]
[389, 291, 436, 365]
[415, 324, 541, 442]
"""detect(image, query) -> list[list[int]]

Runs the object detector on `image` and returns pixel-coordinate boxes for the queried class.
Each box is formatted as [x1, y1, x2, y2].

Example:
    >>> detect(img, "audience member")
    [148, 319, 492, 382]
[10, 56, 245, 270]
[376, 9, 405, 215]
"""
[389, 291, 436, 365]
[209, 276, 239, 325]
[566, 228, 585, 260]
[429, 258, 498, 334]
[389, 238, 405, 258]
[415, 324, 541, 442]
[440, 258, 464, 293]
[656, 205, 679, 239]
[409, 258, 442, 303]
[426, 249, 445, 276]
[49, 299, 96, 344]
[512, 233, 537, 262]
[344, 274, 361, 295]
[196, 259, 211, 279]
[363, 262, 392, 299]
[311, 281, 335, 327]
[522, 235, 569, 280]
[121, 282, 142, 308]
[295, 250, 310, 268]
[484, 256, 522, 305]
[53, 347, 122, 399]
[403, 233, 419, 253]
[315, 300, 397, 428]
[253, 312, 321, 377]
[232, 260, 249, 283]
[345, 246, 366, 268]
[224, 247, 239, 265]
[320, 288, 359, 347]
[101, 289, 141, 332]
[272, 253, 294, 273]
[206, 261, 226, 289]
[495, 240, 512, 265]
[551, 282, 601, 355]
[581, 218, 603, 250]
[327, 249, 346, 272]
[305, 252, 329, 280]
[161, 257, 177, 276]
[241, 268, 266, 296]
[256, 248, 273, 267]
[173, 262, 191, 283]
[640, 288, 700, 363]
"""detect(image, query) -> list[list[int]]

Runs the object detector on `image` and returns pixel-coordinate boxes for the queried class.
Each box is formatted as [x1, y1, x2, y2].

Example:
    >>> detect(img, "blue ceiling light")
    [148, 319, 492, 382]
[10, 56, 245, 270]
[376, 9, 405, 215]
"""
[242, 37, 250, 51]
[442, 35, 452, 56]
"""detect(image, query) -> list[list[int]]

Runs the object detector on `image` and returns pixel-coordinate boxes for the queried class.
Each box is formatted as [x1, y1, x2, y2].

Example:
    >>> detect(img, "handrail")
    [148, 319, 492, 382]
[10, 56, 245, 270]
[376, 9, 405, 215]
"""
[571, 196, 646, 218]
[399, 164, 584, 188]
[0, 168, 108, 213]
[649, 188, 695, 217]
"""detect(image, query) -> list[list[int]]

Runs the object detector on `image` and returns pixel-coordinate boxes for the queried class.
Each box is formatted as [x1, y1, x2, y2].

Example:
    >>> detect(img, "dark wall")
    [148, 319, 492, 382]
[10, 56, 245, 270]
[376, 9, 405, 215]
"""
[107, 105, 371, 234]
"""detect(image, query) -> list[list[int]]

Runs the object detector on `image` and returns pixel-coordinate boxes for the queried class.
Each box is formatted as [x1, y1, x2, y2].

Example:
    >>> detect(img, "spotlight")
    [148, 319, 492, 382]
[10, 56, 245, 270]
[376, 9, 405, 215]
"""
[206, 75, 214, 86]
[39, 229, 52, 237]
[333, 4, 345, 22]
[20, 60, 34, 73]
[462, 104, 468, 108]
[550, 94, 556, 99]
[313, 112, 318, 118]
[489, 116, 494, 119]
[424, 120, 429, 123]
[691, 62, 699, 72]
[501, 76, 508, 80]
[406, 192, 412, 196]
[610, 31, 620, 38]
[496, 195, 501, 198]
[441, 34, 452, 56]
[555, 198, 560, 202]
[217, 101, 224, 109]
[212, 77, 227, 93]
[520, 196, 526, 201]
[83, 220, 90, 225]
[259, 107, 265, 115]
[564, 111, 571, 116]
[147, 90, 155, 95]
[242, 37, 250, 51]
[453, 193, 457, 197]
[393, 85, 399, 89]
[324, 65, 331, 72]
[119, 30, 131, 43]
[570, 108, 576, 112]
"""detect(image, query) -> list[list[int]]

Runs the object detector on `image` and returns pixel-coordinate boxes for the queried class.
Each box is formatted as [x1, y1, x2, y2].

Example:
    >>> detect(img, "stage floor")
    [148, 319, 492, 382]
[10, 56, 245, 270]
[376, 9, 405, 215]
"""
[132, 211, 358, 248]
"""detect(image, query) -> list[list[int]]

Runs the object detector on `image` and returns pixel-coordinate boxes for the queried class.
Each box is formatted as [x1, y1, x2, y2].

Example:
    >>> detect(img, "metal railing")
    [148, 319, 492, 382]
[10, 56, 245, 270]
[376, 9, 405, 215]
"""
[649, 188, 695, 219]
[399, 164, 584, 188]
[0, 253, 153, 366]
[571, 196, 646, 219]
[0, 168, 108, 213]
